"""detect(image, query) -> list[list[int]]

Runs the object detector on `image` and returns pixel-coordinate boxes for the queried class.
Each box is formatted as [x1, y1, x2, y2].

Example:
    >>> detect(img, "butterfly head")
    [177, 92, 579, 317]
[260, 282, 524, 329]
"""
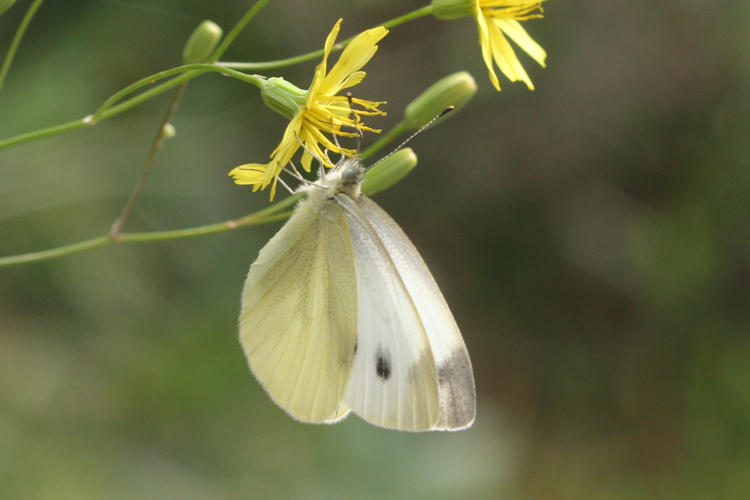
[304, 156, 365, 201]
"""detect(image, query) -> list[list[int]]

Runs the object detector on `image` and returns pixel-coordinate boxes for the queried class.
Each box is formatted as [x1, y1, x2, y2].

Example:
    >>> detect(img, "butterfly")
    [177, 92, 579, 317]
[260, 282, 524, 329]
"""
[238, 156, 475, 431]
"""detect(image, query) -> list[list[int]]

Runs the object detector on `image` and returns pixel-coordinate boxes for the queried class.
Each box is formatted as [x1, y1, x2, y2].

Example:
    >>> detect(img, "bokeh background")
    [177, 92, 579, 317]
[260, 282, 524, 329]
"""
[2, 1, 750, 498]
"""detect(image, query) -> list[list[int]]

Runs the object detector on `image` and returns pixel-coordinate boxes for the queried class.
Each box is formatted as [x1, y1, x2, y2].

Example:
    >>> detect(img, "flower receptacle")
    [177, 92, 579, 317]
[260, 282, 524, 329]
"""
[260, 77, 307, 120]
[431, 0, 474, 20]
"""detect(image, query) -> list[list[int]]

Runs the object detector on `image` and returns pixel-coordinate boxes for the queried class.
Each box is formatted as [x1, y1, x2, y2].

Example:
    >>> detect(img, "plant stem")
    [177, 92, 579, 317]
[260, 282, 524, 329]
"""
[0, 117, 91, 151]
[109, 83, 187, 237]
[208, 0, 270, 63]
[218, 5, 434, 70]
[0, 0, 44, 90]
[361, 120, 408, 160]
[0, 65, 264, 152]
[0, 211, 292, 267]
[93, 64, 263, 121]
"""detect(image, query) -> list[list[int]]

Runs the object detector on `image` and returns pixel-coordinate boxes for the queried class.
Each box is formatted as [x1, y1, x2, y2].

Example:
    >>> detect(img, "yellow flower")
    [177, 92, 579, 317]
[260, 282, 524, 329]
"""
[230, 19, 388, 199]
[475, 0, 547, 91]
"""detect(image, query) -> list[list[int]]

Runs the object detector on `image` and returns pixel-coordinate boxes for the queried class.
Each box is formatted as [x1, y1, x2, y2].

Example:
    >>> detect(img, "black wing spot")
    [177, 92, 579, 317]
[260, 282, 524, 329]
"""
[375, 347, 391, 381]
[353, 339, 358, 355]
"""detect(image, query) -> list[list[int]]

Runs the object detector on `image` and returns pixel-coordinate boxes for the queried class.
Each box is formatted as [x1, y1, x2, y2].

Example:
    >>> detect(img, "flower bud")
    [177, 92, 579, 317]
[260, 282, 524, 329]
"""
[403, 72, 477, 130]
[260, 77, 306, 119]
[0, 0, 16, 16]
[363, 148, 418, 196]
[182, 20, 223, 64]
[431, 0, 474, 20]
[161, 123, 176, 140]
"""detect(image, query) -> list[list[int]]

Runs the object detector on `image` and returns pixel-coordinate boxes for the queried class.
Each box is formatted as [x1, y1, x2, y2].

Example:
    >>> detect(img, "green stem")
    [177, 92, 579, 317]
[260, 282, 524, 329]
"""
[0, 236, 111, 267]
[0, 65, 263, 151]
[0, 0, 44, 90]
[361, 120, 408, 160]
[110, 83, 187, 237]
[93, 64, 264, 121]
[208, 0, 270, 63]
[0, 210, 292, 268]
[0, 117, 91, 151]
[218, 5, 434, 70]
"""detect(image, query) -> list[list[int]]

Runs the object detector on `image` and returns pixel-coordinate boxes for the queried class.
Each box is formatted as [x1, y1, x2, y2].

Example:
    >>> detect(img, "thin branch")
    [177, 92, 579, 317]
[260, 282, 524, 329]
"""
[0, 210, 294, 267]
[93, 64, 264, 121]
[208, 0, 270, 63]
[218, 5, 434, 70]
[109, 83, 187, 237]
[361, 120, 408, 161]
[0, 0, 45, 90]
[0, 65, 264, 152]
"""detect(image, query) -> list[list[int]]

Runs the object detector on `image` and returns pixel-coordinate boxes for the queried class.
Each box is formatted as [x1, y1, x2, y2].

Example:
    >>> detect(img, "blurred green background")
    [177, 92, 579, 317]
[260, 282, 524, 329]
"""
[2, 1, 750, 498]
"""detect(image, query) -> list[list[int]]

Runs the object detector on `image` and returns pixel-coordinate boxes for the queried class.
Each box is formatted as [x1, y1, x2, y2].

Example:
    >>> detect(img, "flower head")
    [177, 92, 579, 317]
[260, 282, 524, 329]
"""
[230, 19, 388, 199]
[475, 0, 547, 91]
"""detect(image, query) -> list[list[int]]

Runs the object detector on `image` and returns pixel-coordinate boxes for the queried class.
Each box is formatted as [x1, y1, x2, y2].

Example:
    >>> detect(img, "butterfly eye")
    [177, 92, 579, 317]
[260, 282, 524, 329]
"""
[341, 167, 358, 181]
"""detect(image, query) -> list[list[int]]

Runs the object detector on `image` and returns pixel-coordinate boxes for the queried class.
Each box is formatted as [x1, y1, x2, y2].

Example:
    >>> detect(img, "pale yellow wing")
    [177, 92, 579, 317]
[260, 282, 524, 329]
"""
[239, 199, 357, 423]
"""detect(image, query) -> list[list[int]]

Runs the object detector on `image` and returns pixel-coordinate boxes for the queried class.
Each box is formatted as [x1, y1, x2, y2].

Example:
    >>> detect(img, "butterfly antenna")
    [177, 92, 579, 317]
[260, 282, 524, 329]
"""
[368, 106, 454, 171]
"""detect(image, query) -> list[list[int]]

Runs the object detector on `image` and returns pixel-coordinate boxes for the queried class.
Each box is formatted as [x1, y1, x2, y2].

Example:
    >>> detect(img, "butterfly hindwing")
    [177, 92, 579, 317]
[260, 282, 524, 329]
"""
[239, 199, 357, 423]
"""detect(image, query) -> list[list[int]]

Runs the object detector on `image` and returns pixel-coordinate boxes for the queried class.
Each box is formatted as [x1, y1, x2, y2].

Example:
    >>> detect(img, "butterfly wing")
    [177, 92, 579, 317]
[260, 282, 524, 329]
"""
[342, 195, 476, 431]
[239, 199, 357, 423]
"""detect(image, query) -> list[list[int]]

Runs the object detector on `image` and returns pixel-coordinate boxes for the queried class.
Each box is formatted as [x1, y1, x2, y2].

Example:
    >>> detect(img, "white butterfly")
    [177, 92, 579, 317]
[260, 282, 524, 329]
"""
[238, 157, 475, 431]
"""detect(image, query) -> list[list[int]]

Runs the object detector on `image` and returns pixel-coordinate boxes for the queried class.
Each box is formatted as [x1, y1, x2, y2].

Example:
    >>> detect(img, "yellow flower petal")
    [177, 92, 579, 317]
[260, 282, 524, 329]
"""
[336, 70, 367, 91]
[229, 163, 267, 189]
[493, 17, 546, 67]
[320, 26, 388, 96]
[473, 0, 546, 91]
[309, 18, 342, 98]
[488, 18, 533, 89]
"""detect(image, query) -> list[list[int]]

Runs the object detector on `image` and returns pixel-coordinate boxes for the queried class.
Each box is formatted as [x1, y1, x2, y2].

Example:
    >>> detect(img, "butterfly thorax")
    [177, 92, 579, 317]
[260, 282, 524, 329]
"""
[302, 157, 365, 205]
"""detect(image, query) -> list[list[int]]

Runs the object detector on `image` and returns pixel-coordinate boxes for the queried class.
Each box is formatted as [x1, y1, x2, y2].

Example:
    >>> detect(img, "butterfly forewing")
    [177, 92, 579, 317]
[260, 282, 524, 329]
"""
[334, 195, 439, 431]
[351, 196, 476, 430]
[239, 199, 358, 423]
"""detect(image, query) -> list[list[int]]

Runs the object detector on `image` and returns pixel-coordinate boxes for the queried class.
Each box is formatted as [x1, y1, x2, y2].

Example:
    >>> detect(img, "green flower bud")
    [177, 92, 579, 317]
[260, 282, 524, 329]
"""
[0, 0, 16, 16]
[260, 77, 307, 120]
[182, 20, 223, 64]
[431, 0, 474, 20]
[161, 123, 176, 140]
[363, 148, 418, 196]
[403, 71, 477, 130]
